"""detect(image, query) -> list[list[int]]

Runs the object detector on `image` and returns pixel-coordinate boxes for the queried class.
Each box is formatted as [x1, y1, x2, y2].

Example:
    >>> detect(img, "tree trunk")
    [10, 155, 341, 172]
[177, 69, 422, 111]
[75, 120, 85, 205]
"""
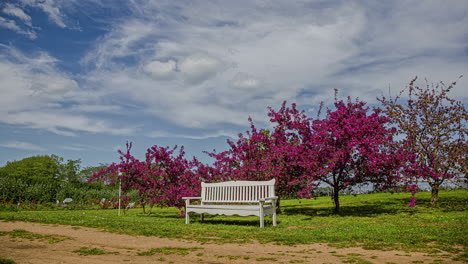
[333, 186, 340, 213]
[430, 185, 439, 207]
[140, 198, 147, 214]
[276, 197, 282, 214]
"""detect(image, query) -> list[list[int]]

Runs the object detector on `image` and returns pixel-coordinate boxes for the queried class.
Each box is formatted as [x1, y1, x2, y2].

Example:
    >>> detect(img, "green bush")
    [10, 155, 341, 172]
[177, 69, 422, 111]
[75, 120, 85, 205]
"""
[25, 182, 59, 202]
[0, 177, 29, 202]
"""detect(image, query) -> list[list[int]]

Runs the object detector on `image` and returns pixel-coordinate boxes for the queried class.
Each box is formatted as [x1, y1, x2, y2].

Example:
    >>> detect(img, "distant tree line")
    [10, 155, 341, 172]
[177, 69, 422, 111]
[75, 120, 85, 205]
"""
[0, 155, 115, 205]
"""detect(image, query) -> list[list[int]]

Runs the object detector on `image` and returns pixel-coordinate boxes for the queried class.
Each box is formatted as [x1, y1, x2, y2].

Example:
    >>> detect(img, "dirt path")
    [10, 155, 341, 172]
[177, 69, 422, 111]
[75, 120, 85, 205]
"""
[0, 221, 461, 264]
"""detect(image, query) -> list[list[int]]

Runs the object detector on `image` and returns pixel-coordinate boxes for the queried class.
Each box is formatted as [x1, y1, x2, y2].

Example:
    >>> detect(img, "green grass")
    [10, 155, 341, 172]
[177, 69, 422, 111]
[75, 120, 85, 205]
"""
[256, 257, 278, 261]
[342, 256, 374, 264]
[0, 229, 70, 243]
[0, 190, 466, 254]
[0, 258, 16, 264]
[72, 246, 119, 256]
[137, 247, 203, 256]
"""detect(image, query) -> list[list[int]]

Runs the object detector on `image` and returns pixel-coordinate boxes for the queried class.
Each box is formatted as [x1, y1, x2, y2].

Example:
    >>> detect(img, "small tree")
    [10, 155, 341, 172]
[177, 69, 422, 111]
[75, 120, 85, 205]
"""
[51, 155, 82, 183]
[379, 77, 467, 206]
[90, 142, 206, 214]
[143, 145, 205, 209]
[306, 97, 404, 212]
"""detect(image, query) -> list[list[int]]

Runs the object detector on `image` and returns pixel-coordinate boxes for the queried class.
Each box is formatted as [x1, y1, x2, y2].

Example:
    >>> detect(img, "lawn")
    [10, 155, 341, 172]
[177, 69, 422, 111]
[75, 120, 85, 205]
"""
[0, 190, 466, 255]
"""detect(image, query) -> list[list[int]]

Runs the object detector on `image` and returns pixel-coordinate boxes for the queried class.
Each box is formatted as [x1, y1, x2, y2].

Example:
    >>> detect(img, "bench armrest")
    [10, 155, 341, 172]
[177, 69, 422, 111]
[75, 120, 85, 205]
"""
[183, 197, 202, 206]
[182, 197, 202, 200]
[259, 196, 278, 202]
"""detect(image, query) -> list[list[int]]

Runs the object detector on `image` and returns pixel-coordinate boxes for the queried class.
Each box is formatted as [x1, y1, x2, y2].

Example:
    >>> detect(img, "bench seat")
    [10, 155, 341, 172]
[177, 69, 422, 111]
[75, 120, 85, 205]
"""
[183, 179, 277, 228]
[186, 204, 276, 216]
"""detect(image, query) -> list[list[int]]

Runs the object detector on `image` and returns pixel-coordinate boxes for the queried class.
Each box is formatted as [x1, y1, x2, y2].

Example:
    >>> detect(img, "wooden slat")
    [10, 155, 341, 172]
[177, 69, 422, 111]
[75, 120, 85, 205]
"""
[200, 180, 276, 203]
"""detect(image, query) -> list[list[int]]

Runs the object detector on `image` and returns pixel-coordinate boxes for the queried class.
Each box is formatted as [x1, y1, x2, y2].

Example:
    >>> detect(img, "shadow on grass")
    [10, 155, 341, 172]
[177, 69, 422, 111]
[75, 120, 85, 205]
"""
[139, 213, 275, 227]
[282, 203, 404, 217]
[195, 219, 267, 227]
[282, 195, 467, 217]
[137, 193, 467, 220]
[411, 196, 468, 212]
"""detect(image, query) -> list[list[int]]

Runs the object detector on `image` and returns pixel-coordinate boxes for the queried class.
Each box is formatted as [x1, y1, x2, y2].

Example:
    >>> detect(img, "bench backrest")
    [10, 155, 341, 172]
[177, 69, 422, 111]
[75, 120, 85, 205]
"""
[201, 179, 275, 203]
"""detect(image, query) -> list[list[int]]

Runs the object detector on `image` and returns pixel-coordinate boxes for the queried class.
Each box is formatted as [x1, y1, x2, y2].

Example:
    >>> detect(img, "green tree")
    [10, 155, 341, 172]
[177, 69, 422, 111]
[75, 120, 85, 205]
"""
[51, 155, 82, 183]
[0, 155, 60, 184]
[0, 155, 84, 203]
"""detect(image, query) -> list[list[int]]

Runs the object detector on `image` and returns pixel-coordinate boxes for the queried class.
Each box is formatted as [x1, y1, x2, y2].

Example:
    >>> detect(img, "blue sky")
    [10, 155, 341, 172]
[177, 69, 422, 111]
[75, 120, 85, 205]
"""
[0, 0, 467, 168]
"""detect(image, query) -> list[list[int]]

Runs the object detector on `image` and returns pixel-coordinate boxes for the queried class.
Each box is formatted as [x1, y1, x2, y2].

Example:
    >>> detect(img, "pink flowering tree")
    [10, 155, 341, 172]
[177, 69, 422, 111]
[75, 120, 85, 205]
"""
[206, 115, 312, 208]
[208, 97, 406, 214]
[266, 101, 318, 198]
[90, 142, 207, 214]
[266, 97, 406, 212]
[143, 145, 207, 209]
[306, 97, 405, 212]
[379, 77, 468, 206]
[209, 96, 406, 213]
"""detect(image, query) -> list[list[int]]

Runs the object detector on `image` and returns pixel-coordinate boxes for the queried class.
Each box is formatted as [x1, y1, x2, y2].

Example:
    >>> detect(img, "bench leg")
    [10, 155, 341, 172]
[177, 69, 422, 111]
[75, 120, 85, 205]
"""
[185, 211, 190, 224]
[259, 205, 265, 228]
[200, 213, 204, 222]
[272, 200, 277, 226]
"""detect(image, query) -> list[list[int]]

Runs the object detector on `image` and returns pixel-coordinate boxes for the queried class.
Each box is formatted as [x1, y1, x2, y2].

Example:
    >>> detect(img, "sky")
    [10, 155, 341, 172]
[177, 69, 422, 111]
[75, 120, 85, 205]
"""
[0, 0, 467, 168]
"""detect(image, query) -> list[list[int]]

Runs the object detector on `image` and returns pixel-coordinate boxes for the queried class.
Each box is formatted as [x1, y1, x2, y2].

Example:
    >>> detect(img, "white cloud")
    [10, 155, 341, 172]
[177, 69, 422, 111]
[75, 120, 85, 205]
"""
[0, 16, 36, 39]
[230, 72, 261, 90]
[0, 45, 136, 136]
[0, 46, 79, 113]
[81, 1, 366, 129]
[61, 145, 87, 151]
[68, 104, 121, 113]
[81, 19, 156, 68]
[79, 0, 467, 133]
[0, 141, 45, 151]
[148, 130, 236, 140]
[144, 60, 177, 80]
[0, 16, 22, 31]
[60, 143, 109, 152]
[179, 54, 224, 84]
[20, 0, 66, 28]
[3, 111, 134, 136]
[3, 3, 32, 26]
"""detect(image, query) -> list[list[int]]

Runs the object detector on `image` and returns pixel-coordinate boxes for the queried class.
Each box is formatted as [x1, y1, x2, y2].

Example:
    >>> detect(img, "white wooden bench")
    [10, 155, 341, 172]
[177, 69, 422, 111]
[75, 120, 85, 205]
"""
[183, 179, 278, 228]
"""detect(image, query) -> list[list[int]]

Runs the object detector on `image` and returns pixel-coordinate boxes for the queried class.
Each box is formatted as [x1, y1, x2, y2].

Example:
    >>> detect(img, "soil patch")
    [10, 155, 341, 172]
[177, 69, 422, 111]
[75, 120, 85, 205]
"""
[0, 221, 461, 264]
